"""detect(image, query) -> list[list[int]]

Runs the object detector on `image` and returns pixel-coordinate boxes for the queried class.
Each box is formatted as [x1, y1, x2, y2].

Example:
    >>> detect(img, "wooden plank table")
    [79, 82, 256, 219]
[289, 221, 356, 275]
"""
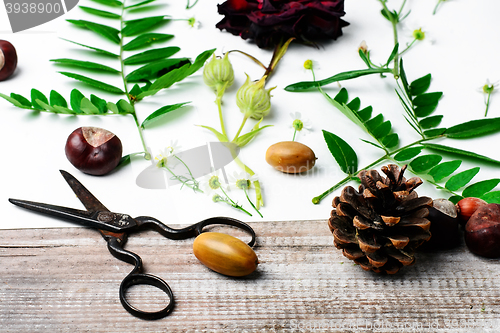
[1, 220, 499, 332]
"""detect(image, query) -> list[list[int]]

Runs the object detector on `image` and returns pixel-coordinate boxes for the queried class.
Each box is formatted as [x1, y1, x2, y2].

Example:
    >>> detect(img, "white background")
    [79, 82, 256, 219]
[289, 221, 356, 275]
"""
[1, 0, 499, 229]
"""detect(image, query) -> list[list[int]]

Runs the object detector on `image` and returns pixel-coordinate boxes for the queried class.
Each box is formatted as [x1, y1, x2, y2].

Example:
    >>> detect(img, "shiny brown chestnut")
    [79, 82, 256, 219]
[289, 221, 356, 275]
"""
[465, 203, 500, 258]
[420, 198, 460, 250]
[0, 40, 17, 81]
[65, 127, 123, 176]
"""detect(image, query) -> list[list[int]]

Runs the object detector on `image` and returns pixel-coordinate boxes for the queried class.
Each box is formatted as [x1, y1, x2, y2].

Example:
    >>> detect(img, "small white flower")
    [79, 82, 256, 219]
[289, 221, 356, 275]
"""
[201, 170, 226, 195]
[187, 17, 201, 29]
[480, 79, 499, 95]
[155, 141, 182, 168]
[290, 112, 312, 135]
[228, 171, 258, 191]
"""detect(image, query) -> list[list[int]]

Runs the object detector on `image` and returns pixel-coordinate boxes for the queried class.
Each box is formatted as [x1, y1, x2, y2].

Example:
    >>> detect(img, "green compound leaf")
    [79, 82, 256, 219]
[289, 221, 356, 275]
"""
[79, 6, 121, 19]
[409, 74, 431, 96]
[445, 167, 480, 192]
[31, 89, 48, 109]
[123, 46, 180, 65]
[409, 154, 442, 173]
[61, 39, 119, 57]
[394, 146, 424, 161]
[428, 160, 462, 182]
[50, 58, 120, 73]
[462, 179, 500, 198]
[49, 90, 67, 107]
[141, 102, 190, 129]
[67, 20, 120, 44]
[444, 117, 500, 138]
[322, 130, 358, 175]
[59, 72, 124, 94]
[122, 16, 169, 37]
[122, 33, 174, 51]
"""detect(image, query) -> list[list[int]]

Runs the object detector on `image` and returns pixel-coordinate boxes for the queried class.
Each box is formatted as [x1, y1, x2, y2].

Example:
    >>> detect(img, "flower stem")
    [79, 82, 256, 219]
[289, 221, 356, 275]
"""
[215, 84, 229, 137]
[233, 156, 263, 209]
[220, 186, 252, 216]
[485, 91, 492, 117]
[233, 115, 249, 141]
[292, 129, 297, 141]
[244, 188, 263, 218]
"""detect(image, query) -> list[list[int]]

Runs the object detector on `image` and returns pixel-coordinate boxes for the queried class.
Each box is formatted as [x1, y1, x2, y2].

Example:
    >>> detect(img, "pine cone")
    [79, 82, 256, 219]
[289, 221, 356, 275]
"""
[328, 164, 433, 274]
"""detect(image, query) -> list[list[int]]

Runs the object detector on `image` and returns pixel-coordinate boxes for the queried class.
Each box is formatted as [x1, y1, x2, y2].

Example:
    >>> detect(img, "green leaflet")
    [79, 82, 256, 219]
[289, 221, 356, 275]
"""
[419, 115, 443, 129]
[122, 33, 174, 51]
[322, 130, 358, 175]
[234, 124, 273, 148]
[284, 68, 393, 92]
[116, 99, 134, 114]
[79, 6, 121, 19]
[462, 179, 500, 198]
[80, 97, 100, 114]
[122, 16, 169, 37]
[60, 39, 119, 57]
[50, 58, 120, 73]
[427, 160, 462, 182]
[91, 95, 107, 113]
[67, 20, 120, 44]
[141, 102, 190, 129]
[88, 0, 122, 7]
[125, 58, 190, 82]
[59, 72, 124, 94]
[422, 143, 500, 165]
[445, 117, 500, 138]
[480, 191, 500, 204]
[123, 47, 181, 65]
[31, 89, 48, 109]
[70, 89, 86, 114]
[1, 93, 31, 108]
[394, 146, 424, 161]
[409, 74, 431, 96]
[409, 154, 442, 173]
[125, 0, 157, 9]
[445, 167, 480, 192]
[50, 90, 67, 107]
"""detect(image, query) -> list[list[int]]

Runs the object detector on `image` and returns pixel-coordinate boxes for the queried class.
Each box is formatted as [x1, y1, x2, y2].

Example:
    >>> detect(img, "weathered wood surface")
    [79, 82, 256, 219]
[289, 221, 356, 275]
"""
[1, 220, 499, 333]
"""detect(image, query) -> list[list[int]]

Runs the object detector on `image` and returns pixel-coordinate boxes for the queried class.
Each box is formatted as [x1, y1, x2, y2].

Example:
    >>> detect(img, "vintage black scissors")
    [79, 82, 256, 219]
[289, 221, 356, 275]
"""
[9, 170, 256, 320]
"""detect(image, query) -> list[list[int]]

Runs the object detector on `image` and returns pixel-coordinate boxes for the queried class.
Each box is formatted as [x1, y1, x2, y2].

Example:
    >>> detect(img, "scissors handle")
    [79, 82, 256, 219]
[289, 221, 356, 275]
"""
[133, 216, 256, 246]
[107, 238, 174, 320]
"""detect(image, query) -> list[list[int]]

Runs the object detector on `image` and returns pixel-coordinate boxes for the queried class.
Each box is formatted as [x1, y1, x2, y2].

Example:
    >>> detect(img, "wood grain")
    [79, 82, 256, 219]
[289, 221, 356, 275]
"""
[0, 220, 499, 332]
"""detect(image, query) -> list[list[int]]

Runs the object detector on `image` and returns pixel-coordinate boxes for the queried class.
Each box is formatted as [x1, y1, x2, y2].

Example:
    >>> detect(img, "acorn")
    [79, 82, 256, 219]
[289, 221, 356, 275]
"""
[265, 141, 317, 173]
[193, 232, 258, 277]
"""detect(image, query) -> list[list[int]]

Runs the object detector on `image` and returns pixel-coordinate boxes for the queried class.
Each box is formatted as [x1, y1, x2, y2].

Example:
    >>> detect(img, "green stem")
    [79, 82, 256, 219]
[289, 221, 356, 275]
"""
[119, 0, 149, 159]
[244, 188, 263, 218]
[162, 165, 203, 193]
[220, 186, 252, 216]
[292, 129, 297, 141]
[485, 91, 492, 117]
[215, 85, 228, 137]
[233, 115, 249, 142]
[433, 0, 444, 15]
[186, 0, 199, 9]
[398, 38, 418, 56]
[379, 0, 400, 78]
[233, 156, 263, 209]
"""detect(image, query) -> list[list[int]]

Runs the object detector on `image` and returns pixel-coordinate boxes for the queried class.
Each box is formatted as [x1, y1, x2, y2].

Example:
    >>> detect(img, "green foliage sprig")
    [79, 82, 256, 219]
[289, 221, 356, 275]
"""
[1, 0, 214, 161]
[285, 0, 500, 205]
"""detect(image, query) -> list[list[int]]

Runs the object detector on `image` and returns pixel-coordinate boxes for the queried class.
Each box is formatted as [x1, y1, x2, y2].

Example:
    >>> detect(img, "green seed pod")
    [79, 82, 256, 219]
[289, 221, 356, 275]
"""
[236, 74, 276, 120]
[203, 53, 234, 93]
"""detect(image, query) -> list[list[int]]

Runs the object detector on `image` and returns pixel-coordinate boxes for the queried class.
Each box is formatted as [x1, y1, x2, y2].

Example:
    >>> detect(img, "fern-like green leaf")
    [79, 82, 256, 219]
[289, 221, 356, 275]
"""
[141, 102, 190, 129]
[59, 72, 124, 94]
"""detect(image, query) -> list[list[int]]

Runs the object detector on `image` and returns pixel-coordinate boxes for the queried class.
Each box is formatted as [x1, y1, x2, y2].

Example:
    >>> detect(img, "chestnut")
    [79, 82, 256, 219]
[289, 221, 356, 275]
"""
[420, 198, 460, 250]
[65, 127, 123, 176]
[456, 197, 487, 226]
[465, 203, 500, 258]
[0, 40, 17, 81]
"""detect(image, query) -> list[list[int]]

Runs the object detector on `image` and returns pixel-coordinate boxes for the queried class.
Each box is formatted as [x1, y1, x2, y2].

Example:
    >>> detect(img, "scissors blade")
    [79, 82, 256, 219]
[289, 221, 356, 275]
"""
[59, 170, 109, 213]
[59, 170, 128, 242]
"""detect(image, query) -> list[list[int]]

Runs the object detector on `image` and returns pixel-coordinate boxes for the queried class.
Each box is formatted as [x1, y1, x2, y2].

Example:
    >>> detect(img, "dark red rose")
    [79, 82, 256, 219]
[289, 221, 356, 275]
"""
[216, 0, 349, 49]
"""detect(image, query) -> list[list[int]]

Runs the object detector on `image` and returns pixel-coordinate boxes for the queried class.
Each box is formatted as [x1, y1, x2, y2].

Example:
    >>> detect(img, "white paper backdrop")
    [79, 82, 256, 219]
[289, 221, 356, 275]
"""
[1, 0, 500, 229]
